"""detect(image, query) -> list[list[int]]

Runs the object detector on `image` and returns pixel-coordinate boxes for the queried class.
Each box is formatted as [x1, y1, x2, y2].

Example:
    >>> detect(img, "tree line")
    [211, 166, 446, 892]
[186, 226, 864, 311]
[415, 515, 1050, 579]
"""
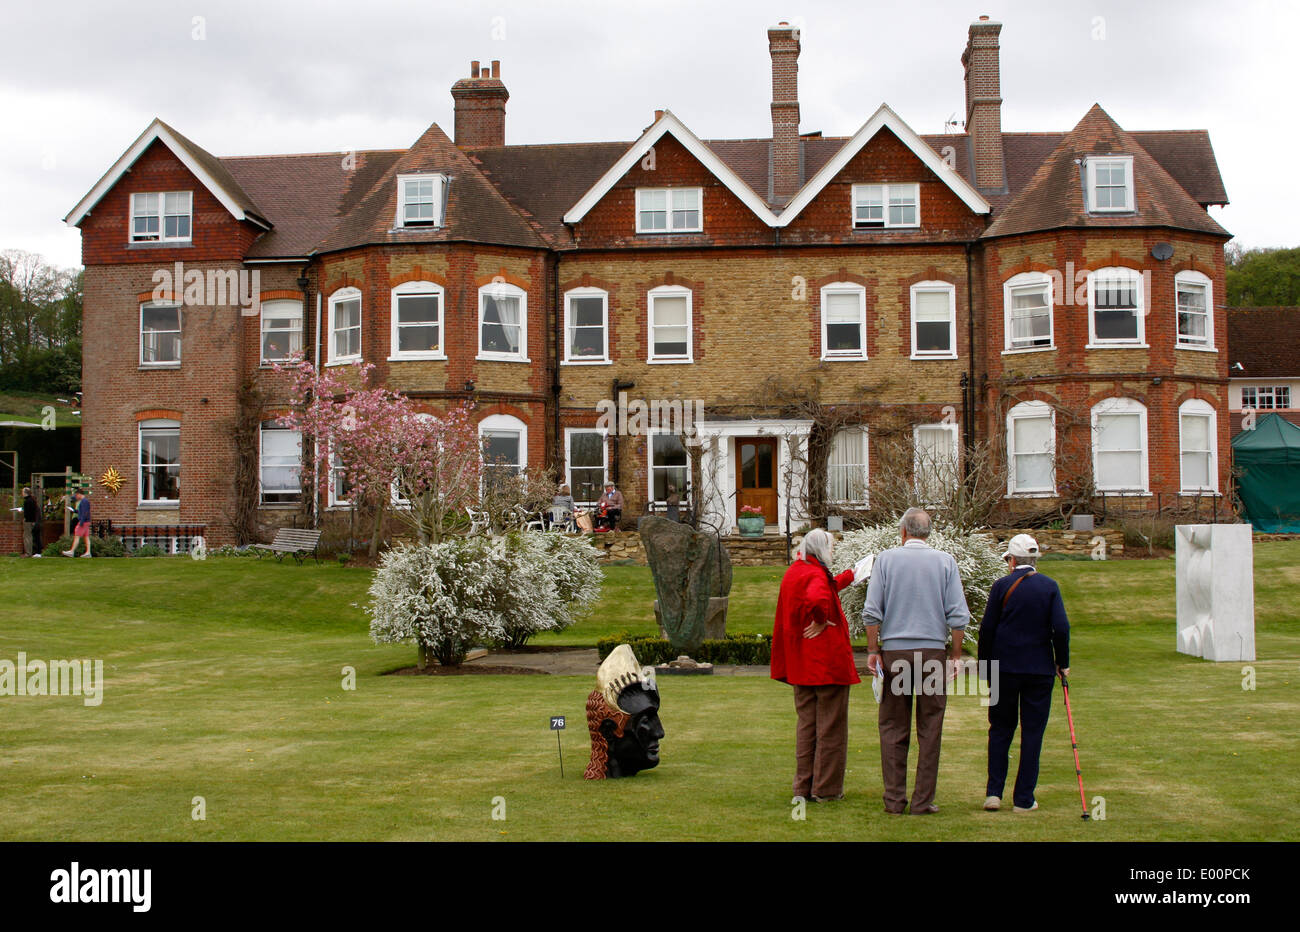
[1225, 244, 1300, 307]
[0, 249, 83, 394]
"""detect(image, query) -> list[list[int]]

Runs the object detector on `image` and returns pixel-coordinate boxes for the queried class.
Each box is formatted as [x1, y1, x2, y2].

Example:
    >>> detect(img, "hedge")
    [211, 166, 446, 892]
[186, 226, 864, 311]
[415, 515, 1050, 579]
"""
[596, 632, 772, 666]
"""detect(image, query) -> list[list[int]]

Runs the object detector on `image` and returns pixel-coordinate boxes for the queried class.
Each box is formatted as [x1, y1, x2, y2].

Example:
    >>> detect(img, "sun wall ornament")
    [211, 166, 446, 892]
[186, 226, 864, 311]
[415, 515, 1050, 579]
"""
[99, 467, 125, 495]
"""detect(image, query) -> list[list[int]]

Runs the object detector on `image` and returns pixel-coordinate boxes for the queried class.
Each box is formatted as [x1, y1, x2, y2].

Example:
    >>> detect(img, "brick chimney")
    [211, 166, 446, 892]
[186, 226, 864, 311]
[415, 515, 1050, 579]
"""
[962, 16, 1004, 190]
[451, 60, 509, 148]
[768, 23, 801, 203]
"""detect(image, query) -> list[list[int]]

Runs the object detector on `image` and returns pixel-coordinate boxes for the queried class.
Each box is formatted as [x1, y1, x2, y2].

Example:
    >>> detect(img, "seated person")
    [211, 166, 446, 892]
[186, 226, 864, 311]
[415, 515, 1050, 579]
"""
[597, 483, 624, 530]
[549, 485, 577, 530]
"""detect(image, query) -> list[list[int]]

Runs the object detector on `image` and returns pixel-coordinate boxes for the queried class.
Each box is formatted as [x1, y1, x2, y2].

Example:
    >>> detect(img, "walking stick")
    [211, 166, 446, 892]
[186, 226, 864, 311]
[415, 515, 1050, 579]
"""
[1059, 673, 1090, 820]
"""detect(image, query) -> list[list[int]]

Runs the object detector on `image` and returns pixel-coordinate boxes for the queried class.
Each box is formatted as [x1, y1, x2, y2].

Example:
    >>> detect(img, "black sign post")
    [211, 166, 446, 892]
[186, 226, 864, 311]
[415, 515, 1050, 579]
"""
[550, 715, 566, 778]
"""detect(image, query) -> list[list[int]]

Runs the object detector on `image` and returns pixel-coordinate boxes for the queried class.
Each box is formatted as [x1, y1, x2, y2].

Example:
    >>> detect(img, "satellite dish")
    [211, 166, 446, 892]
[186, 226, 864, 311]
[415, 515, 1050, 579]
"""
[1151, 242, 1174, 261]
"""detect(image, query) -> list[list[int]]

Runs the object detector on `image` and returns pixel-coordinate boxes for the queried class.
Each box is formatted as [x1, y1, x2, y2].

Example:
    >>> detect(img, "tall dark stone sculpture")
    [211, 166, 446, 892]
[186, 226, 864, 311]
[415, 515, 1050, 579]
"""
[584, 645, 664, 780]
[639, 515, 731, 656]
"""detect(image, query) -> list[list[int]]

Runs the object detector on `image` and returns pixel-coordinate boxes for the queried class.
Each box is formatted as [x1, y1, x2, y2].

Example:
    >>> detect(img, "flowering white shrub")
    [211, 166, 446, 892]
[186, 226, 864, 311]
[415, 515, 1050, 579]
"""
[832, 524, 1005, 643]
[368, 531, 602, 665]
[496, 532, 603, 648]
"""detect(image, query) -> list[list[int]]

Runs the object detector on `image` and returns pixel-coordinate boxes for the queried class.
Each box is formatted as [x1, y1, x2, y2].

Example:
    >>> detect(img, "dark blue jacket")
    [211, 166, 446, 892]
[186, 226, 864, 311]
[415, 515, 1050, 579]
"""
[977, 567, 1070, 676]
[76, 497, 90, 524]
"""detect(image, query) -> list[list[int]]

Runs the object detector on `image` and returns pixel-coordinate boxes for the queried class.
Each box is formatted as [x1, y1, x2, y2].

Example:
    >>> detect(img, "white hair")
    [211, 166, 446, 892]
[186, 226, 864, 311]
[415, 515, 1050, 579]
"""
[901, 507, 932, 539]
[800, 528, 834, 567]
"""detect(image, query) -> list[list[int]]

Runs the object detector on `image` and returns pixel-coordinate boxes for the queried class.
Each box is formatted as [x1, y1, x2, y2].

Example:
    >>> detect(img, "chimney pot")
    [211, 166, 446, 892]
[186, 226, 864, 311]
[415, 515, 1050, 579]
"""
[654, 109, 664, 122]
[452, 62, 509, 147]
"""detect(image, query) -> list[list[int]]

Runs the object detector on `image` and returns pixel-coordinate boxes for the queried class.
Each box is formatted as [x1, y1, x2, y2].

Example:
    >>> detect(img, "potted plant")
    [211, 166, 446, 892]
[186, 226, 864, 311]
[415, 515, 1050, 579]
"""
[737, 504, 766, 538]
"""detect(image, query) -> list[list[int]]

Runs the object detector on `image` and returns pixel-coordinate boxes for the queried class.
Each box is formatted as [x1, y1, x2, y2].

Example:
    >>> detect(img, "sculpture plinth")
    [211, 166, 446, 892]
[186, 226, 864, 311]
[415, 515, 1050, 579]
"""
[1175, 524, 1255, 662]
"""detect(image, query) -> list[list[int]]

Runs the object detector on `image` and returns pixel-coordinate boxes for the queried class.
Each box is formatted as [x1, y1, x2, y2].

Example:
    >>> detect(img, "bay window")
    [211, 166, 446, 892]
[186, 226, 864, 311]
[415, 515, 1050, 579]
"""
[390, 281, 443, 359]
[1006, 401, 1056, 495]
[1092, 397, 1148, 493]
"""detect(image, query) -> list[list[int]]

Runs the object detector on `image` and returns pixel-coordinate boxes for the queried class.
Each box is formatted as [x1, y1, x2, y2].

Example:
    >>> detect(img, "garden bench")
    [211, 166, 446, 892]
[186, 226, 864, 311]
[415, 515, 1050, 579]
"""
[253, 527, 322, 564]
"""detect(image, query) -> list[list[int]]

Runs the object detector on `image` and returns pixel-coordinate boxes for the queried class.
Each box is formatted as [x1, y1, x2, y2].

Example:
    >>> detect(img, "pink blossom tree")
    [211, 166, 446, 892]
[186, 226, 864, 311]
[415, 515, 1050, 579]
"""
[276, 359, 482, 548]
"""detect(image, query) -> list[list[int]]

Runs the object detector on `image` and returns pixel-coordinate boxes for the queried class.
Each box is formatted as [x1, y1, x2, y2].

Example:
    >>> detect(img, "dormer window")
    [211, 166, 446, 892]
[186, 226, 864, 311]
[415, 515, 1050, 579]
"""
[636, 188, 702, 233]
[395, 174, 445, 228]
[131, 191, 191, 242]
[1085, 156, 1133, 213]
[852, 184, 919, 228]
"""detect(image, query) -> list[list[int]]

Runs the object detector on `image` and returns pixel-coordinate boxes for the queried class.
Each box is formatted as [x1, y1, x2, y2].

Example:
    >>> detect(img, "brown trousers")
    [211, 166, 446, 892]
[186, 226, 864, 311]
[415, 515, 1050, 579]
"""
[792, 684, 851, 799]
[878, 648, 948, 812]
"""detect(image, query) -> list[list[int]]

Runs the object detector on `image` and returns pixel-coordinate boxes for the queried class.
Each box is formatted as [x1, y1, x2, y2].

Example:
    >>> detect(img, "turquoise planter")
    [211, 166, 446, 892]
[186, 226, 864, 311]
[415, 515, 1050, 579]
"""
[737, 515, 766, 537]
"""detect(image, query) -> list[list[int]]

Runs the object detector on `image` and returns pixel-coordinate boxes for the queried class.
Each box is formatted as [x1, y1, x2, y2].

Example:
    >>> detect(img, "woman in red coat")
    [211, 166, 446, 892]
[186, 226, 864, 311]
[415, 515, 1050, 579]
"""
[771, 528, 864, 801]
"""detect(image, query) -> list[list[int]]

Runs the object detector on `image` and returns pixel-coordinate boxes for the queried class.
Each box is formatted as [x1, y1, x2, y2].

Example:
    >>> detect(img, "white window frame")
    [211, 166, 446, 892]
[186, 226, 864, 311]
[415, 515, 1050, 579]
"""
[130, 190, 192, 243]
[562, 287, 610, 364]
[1006, 400, 1057, 496]
[259, 421, 303, 505]
[1179, 399, 1218, 494]
[1002, 272, 1055, 353]
[477, 282, 529, 362]
[913, 422, 960, 502]
[479, 413, 528, 483]
[1240, 385, 1292, 410]
[852, 183, 920, 229]
[826, 426, 870, 504]
[1174, 270, 1215, 351]
[388, 281, 445, 361]
[394, 173, 445, 229]
[635, 187, 703, 234]
[820, 283, 868, 361]
[260, 299, 304, 365]
[910, 281, 958, 359]
[1085, 156, 1134, 213]
[647, 429, 692, 505]
[139, 301, 182, 367]
[564, 428, 608, 505]
[1087, 267, 1147, 348]
[1091, 397, 1149, 495]
[327, 287, 362, 365]
[138, 418, 180, 505]
[647, 285, 693, 364]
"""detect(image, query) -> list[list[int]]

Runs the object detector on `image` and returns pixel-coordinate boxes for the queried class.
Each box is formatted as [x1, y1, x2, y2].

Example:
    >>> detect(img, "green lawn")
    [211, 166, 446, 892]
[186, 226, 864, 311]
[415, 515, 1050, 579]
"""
[0, 545, 1297, 841]
[0, 390, 80, 427]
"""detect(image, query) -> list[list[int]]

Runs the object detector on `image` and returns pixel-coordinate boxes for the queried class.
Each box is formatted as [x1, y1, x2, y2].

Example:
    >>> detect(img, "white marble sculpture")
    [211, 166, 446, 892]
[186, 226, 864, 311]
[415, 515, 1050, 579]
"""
[1175, 524, 1255, 662]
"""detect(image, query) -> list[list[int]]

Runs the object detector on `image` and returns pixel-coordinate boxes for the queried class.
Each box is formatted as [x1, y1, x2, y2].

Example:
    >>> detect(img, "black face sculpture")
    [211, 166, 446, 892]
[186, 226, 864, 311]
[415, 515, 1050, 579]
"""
[601, 684, 664, 778]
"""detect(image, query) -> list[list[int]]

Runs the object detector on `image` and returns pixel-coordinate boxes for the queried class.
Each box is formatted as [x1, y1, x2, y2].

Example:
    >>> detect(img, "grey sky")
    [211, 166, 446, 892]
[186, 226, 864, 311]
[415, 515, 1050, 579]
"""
[1, 0, 1291, 270]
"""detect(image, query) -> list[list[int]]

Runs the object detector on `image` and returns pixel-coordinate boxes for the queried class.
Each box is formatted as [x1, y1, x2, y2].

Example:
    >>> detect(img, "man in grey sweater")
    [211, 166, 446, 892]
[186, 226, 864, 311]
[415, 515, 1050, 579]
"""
[862, 507, 970, 814]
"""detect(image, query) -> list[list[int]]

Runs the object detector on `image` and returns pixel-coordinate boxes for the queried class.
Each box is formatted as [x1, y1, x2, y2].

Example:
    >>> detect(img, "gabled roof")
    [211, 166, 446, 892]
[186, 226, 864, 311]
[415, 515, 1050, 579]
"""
[64, 118, 269, 228]
[983, 104, 1229, 240]
[314, 121, 548, 254]
[562, 110, 780, 227]
[1227, 307, 1300, 378]
[777, 104, 990, 226]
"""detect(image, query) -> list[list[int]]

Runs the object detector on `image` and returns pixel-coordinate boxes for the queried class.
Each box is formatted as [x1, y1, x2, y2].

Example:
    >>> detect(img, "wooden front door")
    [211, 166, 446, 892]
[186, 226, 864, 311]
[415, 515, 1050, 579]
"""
[735, 437, 778, 525]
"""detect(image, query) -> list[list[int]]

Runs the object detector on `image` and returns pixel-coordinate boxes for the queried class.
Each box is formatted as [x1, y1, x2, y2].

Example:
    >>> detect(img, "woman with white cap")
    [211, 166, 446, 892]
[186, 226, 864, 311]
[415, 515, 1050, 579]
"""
[770, 528, 872, 801]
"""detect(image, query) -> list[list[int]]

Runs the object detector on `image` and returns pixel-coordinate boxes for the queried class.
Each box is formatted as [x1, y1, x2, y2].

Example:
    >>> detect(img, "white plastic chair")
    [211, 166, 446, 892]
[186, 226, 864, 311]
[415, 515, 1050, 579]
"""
[466, 507, 489, 535]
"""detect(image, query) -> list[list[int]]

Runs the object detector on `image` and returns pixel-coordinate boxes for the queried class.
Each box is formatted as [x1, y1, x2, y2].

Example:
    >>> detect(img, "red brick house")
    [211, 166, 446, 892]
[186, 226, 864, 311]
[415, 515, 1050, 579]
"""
[65, 17, 1231, 547]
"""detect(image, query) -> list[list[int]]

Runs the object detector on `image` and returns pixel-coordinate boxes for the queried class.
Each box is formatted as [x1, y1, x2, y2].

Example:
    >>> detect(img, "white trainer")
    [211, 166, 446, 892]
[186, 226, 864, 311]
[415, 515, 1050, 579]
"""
[983, 796, 1001, 811]
[1013, 801, 1039, 812]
